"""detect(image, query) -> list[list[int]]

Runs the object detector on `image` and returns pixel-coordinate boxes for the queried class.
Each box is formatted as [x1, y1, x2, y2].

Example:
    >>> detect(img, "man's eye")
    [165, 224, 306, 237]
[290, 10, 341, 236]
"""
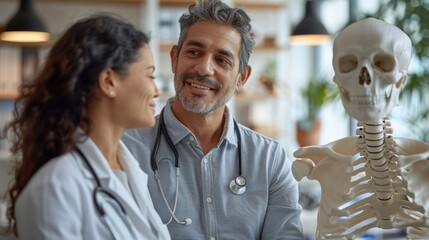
[186, 49, 199, 56]
[217, 58, 231, 65]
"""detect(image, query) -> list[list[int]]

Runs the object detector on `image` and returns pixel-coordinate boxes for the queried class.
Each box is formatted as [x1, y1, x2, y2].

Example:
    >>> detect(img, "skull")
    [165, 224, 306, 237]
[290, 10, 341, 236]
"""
[332, 18, 412, 122]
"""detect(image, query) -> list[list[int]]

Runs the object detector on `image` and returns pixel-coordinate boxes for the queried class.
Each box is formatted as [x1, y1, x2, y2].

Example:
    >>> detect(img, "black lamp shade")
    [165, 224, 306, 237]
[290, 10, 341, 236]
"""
[1, 0, 49, 43]
[290, 0, 331, 46]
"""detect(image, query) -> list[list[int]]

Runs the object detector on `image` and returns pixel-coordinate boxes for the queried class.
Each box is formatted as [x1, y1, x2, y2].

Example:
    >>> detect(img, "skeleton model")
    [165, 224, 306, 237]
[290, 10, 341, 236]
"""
[292, 18, 429, 239]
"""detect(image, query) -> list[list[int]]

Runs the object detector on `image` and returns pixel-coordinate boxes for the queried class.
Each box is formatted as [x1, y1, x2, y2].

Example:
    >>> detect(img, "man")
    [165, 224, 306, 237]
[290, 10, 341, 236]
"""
[123, 0, 305, 239]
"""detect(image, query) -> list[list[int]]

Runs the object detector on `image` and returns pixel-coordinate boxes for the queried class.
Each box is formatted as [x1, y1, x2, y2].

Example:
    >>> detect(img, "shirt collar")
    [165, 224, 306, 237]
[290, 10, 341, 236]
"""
[162, 98, 238, 148]
[162, 98, 194, 145]
[221, 106, 239, 148]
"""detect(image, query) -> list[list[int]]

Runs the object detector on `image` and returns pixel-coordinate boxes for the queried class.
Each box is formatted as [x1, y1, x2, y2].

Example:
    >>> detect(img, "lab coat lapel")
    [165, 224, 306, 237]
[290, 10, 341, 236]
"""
[119, 141, 170, 240]
[118, 141, 152, 211]
[75, 136, 152, 234]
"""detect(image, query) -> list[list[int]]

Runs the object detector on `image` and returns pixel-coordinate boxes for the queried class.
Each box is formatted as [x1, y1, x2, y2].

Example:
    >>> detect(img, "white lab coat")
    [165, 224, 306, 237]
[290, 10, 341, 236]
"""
[15, 133, 170, 240]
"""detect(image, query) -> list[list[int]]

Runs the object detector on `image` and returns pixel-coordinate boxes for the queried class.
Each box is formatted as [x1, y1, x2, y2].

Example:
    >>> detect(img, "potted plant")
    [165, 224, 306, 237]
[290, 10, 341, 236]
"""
[296, 77, 338, 147]
[258, 59, 277, 94]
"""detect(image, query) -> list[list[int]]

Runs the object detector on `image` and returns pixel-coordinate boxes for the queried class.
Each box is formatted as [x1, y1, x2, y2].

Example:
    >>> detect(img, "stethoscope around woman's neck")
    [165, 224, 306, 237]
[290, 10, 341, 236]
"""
[74, 146, 138, 240]
[150, 107, 247, 226]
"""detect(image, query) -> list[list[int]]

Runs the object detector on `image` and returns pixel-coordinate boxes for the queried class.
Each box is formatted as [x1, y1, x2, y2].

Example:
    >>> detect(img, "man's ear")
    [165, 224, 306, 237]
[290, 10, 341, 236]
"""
[236, 65, 252, 91]
[98, 68, 116, 97]
[170, 45, 178, 74]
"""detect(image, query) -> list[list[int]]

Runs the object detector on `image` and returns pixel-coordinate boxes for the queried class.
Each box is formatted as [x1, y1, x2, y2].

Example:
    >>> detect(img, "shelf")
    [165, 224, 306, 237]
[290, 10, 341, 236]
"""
[235, 92, 276, 101]
[38, 0, 146, 4]
[158, 0, 286, 8]
[159, 41, 176, 51]
[30, 0, 286, 8]
[252, 126, 281, 139]
[39, 0, 205, 6]
[160, 41, 286, 51]
[233, 1, 287, 10]
[160, 0, 286, 8]
[0, 90, 19, 100]
[160, 0, 194, 6]
[254, 42, 286, 51]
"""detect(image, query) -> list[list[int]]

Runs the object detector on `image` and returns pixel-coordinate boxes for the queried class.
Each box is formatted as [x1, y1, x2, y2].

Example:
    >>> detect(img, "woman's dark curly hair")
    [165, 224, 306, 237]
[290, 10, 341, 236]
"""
[3, 13, 149, 235]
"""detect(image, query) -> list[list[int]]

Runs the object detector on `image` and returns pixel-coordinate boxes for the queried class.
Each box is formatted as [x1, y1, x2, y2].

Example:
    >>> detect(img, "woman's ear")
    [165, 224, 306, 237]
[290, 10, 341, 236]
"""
[98, 68, 116, 98]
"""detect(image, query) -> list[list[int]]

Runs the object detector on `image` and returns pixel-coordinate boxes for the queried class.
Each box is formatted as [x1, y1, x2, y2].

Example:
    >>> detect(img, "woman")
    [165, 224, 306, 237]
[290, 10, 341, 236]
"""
[4, 14, 170, 240]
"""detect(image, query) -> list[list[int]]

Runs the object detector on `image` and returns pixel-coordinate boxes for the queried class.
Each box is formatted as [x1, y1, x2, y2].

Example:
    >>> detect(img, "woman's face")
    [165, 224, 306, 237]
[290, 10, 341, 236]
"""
[115, 44, 160, 129]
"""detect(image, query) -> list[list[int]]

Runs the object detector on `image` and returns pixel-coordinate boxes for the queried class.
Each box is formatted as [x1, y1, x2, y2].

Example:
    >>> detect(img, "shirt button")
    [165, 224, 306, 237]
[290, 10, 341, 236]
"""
[206, 197, 212, 203]
[210, 237, 216, 240]
[189, 136, 194, 141]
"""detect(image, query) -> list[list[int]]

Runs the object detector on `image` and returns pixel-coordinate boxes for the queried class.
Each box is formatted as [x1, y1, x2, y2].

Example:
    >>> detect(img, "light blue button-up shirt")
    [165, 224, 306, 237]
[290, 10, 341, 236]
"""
[123, 99, 305, 240]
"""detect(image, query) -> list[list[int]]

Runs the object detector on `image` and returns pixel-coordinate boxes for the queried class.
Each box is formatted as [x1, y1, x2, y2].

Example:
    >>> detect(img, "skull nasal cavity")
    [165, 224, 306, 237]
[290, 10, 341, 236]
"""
[359, 67, 371, 85]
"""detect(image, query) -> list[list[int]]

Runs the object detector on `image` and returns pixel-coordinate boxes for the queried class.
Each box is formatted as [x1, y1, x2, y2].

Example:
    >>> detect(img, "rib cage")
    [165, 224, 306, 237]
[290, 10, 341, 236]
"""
[311, 118, 428, 239]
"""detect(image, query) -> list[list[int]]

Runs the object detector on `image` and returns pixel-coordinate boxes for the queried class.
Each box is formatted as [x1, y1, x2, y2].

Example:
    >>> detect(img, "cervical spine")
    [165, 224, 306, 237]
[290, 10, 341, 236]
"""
[358, 120, 392, 201]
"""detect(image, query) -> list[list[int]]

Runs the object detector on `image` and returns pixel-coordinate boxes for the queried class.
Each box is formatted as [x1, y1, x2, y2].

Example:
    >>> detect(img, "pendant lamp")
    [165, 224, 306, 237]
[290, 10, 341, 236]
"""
[0, 0, 50, 43]
[290, 0, 331, 46]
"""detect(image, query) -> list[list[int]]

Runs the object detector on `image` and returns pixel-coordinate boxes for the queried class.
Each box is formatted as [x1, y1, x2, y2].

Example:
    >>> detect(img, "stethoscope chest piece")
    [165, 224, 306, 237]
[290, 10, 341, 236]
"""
[229, 175, 246, 195]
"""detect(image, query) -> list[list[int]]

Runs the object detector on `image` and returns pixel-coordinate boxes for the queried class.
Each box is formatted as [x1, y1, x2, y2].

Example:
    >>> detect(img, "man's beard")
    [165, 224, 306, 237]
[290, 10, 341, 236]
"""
[175, 72, 236, 115]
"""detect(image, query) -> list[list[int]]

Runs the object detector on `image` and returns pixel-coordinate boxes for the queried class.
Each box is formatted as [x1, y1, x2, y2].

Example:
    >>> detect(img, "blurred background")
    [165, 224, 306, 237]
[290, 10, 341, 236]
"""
[0, 0, 428, 239]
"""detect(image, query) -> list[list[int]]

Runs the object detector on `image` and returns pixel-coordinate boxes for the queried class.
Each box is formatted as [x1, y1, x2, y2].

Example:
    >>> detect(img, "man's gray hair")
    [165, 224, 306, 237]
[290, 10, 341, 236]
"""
[176, 0, 255, 73]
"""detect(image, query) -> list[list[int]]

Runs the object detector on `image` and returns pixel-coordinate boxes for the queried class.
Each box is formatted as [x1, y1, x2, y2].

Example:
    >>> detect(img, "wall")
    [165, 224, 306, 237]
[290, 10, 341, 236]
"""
[0, 1, 369, 239]
[0, 1, 145, 33]
[0, 0, 363, 148]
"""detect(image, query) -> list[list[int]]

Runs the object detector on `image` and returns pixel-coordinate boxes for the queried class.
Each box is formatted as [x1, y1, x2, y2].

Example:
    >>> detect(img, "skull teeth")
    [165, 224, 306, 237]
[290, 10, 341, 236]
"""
[340, 86, 393, 106]
[341, 87, 350, 101]
[385, 85, 393, 98]
[350, 95, 386, 106]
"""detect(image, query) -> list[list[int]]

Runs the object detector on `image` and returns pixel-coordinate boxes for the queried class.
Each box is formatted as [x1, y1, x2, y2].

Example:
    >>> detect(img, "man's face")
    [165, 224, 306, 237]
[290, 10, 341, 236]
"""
[171, 20, 245, 115]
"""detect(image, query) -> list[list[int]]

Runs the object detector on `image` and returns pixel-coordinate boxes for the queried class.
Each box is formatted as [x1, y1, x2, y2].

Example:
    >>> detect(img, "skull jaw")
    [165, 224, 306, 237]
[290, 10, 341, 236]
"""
[337, 79, 403, 122]
[340, 94, 398, 122]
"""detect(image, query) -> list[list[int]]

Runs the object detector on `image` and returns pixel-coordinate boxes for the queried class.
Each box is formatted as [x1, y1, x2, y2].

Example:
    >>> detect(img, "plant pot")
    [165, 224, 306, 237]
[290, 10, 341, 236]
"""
[296, 119, 322, 147]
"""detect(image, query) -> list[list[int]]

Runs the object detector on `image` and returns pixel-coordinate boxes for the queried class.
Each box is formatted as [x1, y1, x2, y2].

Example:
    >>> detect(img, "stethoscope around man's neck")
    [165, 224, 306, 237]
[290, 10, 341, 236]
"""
[150, 107, 247, 226]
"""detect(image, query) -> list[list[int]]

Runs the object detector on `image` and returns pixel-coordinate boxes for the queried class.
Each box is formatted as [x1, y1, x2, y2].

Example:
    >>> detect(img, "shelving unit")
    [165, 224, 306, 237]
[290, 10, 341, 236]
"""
[155, 0, 290, 141]
[0, 0, 294, 148]
[0, 3, 294, 240]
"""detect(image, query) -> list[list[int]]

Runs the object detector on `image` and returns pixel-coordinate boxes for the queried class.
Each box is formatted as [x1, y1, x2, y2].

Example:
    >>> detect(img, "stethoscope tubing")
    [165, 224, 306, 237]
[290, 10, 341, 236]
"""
[154, 168, 180, 225]
[234, 118, 243, 176]
[74, 146, 137, 239]
[150, 107, 247, 224]
[151, 107, 243, 175]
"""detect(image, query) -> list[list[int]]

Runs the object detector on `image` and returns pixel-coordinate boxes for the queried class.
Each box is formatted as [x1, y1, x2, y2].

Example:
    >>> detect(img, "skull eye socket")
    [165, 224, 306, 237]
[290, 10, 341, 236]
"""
[374, 53, 395, 72]
[338, 55, 358, 73]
